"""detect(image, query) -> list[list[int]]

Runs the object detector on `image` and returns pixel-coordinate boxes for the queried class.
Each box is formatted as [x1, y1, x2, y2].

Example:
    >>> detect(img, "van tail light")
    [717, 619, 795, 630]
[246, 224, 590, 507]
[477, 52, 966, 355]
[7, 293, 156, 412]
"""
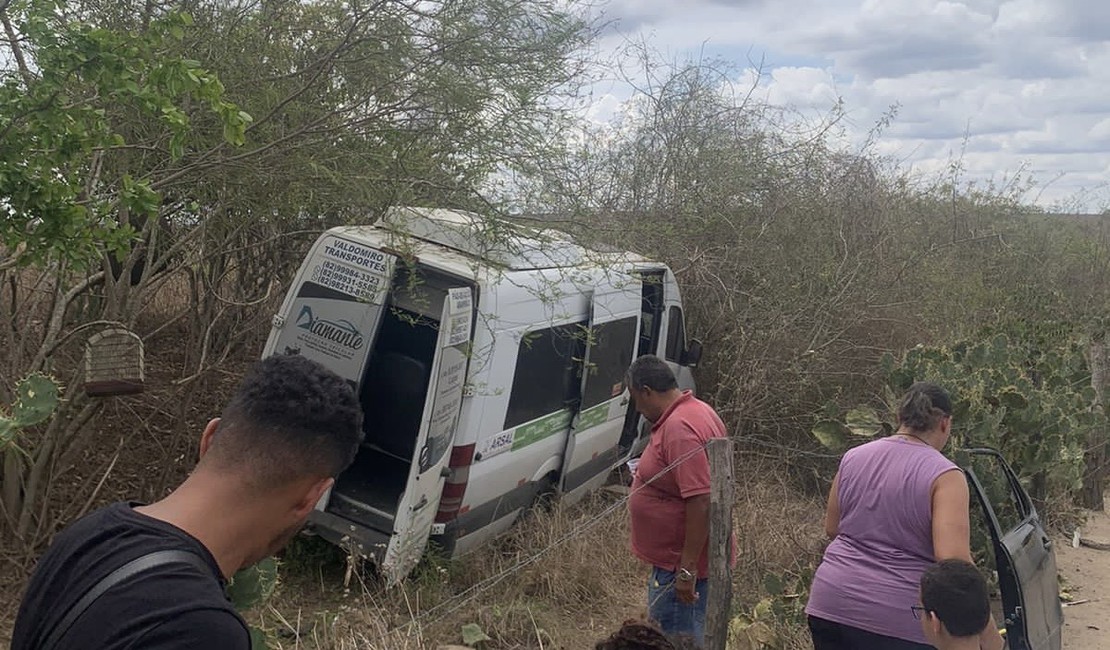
[435, 443, 475, 524]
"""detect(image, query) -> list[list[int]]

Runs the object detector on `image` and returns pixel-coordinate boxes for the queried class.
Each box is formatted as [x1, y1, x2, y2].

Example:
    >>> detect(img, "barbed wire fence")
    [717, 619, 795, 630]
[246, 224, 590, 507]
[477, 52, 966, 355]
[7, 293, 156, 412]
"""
[363, 425, 1105, 642]
[384, 434, 827, 638]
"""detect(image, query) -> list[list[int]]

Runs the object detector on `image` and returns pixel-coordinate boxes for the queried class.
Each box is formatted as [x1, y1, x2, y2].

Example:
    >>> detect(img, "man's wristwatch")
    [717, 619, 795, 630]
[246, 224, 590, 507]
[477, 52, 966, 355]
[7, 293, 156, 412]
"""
[676, 567, 696, 582]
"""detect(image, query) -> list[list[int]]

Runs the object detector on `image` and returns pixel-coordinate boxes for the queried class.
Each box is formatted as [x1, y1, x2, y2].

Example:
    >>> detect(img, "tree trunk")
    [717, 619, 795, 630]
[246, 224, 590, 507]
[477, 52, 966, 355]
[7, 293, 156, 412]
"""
[2, 449, 24, 533]
[1081, 339, 1108, 511]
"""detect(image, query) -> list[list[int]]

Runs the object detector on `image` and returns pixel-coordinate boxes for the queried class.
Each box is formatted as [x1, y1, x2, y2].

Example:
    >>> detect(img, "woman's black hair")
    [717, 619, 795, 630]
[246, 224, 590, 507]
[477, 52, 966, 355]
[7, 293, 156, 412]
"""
[896, 382, 952, 433]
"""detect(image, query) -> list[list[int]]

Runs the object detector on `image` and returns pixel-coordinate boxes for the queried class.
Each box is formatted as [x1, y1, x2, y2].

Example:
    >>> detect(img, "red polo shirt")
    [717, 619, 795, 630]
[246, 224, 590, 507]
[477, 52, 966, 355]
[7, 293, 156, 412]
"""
[628, 391, 730, 578]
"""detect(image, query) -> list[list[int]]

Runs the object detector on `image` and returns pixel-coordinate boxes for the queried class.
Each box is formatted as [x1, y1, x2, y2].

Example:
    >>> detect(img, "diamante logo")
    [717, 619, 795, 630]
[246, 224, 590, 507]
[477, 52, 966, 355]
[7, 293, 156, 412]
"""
[296, 306, 364, 349]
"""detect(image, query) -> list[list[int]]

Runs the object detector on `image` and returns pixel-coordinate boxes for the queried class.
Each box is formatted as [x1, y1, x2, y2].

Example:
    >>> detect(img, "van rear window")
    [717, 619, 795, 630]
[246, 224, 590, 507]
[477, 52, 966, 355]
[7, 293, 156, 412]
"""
[504, 323, 585, 429]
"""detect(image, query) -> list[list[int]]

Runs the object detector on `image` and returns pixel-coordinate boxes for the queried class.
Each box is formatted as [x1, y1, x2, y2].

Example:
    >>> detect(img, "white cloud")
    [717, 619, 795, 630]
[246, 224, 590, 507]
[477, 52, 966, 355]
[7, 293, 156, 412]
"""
[586, 0, 1110, 210]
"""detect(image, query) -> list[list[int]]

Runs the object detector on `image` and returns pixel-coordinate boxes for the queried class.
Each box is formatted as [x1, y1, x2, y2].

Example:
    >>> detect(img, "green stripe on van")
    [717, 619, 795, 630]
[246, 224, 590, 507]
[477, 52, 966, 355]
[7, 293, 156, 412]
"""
[512, 409, 573, 450]
[576, 402, 610, 431]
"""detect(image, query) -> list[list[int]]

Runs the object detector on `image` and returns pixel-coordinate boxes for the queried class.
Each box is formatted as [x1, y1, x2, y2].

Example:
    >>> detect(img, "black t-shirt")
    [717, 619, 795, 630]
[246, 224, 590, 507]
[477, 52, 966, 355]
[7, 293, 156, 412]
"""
[11, 502, 250, 650]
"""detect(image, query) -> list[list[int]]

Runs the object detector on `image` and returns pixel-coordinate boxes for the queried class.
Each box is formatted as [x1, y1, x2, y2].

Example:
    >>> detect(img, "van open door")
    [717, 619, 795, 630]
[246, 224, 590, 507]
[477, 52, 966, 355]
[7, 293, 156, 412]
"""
[263, 234, 398, 512]
[560, 275, 641, 504]
[961, 448, 1063, 650]
[380, 286, 473, 585]
[265, 234, 396, 383]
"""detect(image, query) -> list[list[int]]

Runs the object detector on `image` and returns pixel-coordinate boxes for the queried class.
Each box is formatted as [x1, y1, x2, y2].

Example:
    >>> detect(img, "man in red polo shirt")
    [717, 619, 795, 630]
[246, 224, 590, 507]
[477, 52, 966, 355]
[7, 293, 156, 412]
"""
[626, 354, 730, 646]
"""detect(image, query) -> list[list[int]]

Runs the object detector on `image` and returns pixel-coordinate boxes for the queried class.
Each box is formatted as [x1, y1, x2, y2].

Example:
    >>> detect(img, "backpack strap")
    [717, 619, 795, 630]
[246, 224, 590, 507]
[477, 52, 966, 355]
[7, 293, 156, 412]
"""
[40, 549, 212, 650]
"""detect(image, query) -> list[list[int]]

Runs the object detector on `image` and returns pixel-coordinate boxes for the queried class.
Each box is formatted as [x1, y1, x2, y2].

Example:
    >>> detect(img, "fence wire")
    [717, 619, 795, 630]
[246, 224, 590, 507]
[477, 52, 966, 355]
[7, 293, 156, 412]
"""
[392, 436, 733, 634]
[383, 426, 1106, 636]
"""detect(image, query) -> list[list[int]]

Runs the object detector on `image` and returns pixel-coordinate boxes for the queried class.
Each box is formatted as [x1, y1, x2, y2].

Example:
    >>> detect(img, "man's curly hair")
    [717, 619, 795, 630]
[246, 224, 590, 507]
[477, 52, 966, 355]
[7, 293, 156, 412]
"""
[204, 354, 363, 486]
[595, 620, 702, 650]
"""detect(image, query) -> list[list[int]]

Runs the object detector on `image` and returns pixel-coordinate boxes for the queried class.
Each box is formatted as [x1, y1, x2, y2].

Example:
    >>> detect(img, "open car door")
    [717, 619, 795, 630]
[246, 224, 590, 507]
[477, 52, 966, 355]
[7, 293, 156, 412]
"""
[380, 286, 473, 585]
[961, 448, 1063, 650]
[560, 274, 641, 505]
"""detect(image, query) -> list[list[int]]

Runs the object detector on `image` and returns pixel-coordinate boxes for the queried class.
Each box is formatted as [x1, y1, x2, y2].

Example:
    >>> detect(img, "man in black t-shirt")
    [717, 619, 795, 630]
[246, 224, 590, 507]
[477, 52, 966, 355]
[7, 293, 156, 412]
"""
[12, 354, 363, 650]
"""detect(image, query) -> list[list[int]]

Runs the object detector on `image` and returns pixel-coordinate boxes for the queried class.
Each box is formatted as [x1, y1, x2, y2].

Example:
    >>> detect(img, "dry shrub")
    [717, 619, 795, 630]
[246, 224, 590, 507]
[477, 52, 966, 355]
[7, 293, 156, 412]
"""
[251, 464, 825, 650]
[253, 491, 643, 650]
[731, 455, 826, 650]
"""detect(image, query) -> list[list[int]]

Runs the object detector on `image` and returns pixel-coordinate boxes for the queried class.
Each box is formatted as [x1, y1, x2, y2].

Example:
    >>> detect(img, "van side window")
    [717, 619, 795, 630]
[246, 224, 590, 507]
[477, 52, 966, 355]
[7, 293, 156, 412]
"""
[665, 306, 686, 362]
[582, 316, 638, 409]
[504, 323, 585, 429]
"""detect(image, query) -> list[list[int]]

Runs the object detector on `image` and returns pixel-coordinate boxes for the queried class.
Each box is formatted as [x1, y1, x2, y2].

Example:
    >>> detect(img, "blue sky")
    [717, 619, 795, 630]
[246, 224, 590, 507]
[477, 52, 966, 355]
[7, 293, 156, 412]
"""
[584, 0, 1110, 211]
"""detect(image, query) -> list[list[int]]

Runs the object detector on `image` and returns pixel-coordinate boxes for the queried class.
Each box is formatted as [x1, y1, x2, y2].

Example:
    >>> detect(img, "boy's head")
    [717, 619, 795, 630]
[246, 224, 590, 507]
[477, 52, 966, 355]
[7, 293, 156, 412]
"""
[919, 559, 991, 645]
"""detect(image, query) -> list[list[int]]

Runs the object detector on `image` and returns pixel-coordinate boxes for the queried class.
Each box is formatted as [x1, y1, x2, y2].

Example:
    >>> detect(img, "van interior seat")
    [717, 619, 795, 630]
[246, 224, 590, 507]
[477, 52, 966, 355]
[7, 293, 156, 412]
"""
[361, 351, 429, 461]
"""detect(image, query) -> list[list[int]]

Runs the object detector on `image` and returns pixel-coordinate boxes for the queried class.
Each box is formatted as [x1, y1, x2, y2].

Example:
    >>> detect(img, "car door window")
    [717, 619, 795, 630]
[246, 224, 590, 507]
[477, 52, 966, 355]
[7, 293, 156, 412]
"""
[581, 316, 638, 409]
[967, 453, 1026, 533]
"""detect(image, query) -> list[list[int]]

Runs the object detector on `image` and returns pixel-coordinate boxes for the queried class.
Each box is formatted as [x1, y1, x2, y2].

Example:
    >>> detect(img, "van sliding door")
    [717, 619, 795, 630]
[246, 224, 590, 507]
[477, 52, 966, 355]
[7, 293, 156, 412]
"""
[381, 285, 473, 585]
[560, 273, 641, 505]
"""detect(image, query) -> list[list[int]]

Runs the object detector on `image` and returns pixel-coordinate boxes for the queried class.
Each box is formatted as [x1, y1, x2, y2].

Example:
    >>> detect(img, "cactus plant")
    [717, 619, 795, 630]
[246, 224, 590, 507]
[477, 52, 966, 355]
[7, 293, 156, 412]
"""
[0, 373, 61, 452]
[813, 334, 1105, 513]
[227, 557, 279, 649]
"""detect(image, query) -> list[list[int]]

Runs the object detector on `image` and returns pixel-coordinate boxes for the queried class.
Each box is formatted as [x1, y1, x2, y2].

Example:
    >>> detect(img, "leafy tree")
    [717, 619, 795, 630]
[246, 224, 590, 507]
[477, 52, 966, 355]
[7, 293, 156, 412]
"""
[0, 0, 250, 546]
[0, 0, 595, 553]
[0, 1, 249, 269]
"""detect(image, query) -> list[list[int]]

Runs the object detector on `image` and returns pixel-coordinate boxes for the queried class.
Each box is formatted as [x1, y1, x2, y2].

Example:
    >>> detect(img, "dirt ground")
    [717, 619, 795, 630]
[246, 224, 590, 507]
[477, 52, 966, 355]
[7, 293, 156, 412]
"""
[1058, 507, 1110, 650]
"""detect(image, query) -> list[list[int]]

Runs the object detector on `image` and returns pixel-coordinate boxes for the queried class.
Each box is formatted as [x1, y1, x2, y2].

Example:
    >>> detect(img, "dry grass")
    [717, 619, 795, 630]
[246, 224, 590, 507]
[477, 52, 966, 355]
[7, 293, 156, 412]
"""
[0, 456, 825, 650]
[253, 491, 645, 650]
[246, 460, 826, 650]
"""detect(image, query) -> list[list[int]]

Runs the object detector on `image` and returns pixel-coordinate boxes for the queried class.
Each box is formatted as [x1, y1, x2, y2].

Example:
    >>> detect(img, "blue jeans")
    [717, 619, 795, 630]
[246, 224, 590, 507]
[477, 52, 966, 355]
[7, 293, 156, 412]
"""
[647, 566, 708, 645]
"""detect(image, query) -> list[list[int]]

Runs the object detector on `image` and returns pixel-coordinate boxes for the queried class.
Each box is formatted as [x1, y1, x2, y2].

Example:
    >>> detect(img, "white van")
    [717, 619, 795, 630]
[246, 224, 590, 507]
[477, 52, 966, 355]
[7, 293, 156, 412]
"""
[261, 207, 702, 583]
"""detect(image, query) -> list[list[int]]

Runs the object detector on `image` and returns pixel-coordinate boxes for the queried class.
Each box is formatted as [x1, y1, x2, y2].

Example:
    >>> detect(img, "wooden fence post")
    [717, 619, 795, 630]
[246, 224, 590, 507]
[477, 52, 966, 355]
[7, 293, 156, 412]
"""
[1083, 338, 1108, 511]
[705, 437, 734, 650]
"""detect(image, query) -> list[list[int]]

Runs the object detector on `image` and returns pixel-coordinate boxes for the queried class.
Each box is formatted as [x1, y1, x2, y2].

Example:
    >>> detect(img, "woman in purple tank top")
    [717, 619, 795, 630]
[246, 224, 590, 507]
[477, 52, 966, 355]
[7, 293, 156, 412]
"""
[805, 383, 1004, 650]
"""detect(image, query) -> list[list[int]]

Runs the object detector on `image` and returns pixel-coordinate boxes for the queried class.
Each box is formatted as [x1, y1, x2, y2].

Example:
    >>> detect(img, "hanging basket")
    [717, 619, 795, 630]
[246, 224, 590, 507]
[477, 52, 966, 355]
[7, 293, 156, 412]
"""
[82, 328, 145, 397]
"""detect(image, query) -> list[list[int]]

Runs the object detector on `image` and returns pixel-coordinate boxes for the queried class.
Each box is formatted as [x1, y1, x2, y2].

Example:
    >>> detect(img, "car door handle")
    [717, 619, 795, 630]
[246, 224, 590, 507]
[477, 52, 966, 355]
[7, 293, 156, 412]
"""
[1043, 536, 1053, 550]
[412, 495, 428, 512]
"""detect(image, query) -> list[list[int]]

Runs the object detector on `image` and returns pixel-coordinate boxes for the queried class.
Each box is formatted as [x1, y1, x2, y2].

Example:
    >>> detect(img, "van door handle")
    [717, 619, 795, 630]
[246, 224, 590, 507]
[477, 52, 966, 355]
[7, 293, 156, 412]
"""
[412, 495, 428, 512]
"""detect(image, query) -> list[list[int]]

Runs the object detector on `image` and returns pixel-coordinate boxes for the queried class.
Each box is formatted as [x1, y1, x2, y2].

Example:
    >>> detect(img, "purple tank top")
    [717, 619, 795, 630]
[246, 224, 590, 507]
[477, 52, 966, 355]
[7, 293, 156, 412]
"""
[806, 436, 959, 644]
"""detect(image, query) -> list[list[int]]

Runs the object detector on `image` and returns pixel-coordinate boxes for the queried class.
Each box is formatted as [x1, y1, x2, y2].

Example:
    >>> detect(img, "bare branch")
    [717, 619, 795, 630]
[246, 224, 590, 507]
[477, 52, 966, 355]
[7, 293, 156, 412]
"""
[0, 5, 32, 86]
[28, 271, 107, 372]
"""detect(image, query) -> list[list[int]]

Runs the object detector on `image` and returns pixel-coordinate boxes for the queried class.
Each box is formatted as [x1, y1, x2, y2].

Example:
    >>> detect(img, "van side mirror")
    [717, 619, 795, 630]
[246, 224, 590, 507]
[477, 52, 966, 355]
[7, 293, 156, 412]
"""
[681, 339, 703, 368]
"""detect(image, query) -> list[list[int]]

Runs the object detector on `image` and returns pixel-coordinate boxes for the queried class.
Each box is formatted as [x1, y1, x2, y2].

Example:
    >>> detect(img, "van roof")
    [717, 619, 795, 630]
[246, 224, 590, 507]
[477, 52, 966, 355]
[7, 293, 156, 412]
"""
[330, 206, 653, 274]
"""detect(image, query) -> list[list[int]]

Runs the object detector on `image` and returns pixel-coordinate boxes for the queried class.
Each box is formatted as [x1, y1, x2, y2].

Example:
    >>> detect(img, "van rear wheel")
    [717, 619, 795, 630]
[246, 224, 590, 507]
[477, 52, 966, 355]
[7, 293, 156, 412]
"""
[532, 473, 560, 514]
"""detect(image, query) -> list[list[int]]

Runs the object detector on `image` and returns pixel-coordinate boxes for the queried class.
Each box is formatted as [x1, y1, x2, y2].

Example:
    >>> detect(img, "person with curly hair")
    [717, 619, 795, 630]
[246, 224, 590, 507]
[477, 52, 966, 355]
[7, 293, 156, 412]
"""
[12, 354, 364, 650]
[595, 619, 702, 650]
